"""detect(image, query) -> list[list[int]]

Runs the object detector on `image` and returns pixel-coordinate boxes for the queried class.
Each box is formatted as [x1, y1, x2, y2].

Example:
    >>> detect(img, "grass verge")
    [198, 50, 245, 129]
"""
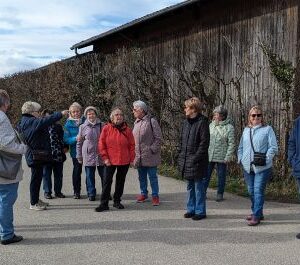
[158, 163, 299, 203]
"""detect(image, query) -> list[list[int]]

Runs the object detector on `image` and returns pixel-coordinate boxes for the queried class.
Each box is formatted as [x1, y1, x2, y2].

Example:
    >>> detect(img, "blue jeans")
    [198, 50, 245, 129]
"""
[0, 183, 19, 241]
[203, 162, 227, 194]
[137, 167, 159, 197]
[243, 168, 271, 218]
[85, 166, 105, 197]
[42, 162, 64, 195]
[186, 179, 206, 215]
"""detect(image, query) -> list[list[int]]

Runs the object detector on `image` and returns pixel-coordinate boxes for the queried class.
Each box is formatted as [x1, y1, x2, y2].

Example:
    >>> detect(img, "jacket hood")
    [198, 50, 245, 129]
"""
[65, 116, 85, 126]
[212, 118, 231, 126]
[83, 118, 102, 126]
[134, 113, 151, 124]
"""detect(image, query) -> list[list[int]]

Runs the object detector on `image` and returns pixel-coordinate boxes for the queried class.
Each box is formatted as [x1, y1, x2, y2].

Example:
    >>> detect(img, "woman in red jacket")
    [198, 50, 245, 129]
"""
[96, 107, 135, 212]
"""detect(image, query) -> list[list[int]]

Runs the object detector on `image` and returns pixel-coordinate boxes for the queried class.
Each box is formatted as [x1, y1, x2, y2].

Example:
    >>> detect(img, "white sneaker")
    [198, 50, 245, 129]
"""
[30, 204, 46, 211]
[38, 199, 49, 207]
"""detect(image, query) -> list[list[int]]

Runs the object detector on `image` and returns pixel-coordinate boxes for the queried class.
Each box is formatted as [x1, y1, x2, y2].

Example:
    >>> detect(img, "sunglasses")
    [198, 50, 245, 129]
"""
[251, 114, 262, 118]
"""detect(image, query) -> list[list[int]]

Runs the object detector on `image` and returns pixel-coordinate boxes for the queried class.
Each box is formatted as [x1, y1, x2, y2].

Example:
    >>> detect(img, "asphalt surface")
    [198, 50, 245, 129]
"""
[1, 156, 300, 265]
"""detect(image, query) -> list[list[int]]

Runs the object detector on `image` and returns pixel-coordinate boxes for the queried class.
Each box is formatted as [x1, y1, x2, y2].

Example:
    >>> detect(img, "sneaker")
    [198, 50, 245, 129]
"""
[136, 194, 148, 203]
[184, 212, 195, 218]
[216, 193, 224, 202]
[95, 204, 109, 212]
[55, 193, 66, 198]
[152, 196, 160, 206]
[192, 214, 207, 221]
[89, 196, 95, 201]
[73, 194, 81, 199]
[246, 214, 264, 221]
[38, 199, 49, 207]
[1, 235, 23, 245]
[44, 193, 53, 199]
[247, 216, 260, 226]
[296, 233, 300, 239]
[30, 204, 46, 211]
[113, 202, 125, 209]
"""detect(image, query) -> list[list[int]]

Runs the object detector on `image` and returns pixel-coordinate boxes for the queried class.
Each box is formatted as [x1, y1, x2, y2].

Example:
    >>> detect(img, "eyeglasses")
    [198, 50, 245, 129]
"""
[251, 114, 262, 118]
[132, 109, 139, 112]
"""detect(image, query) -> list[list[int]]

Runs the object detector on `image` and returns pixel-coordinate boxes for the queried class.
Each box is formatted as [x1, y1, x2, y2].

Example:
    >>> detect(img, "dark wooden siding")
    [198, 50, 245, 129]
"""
[92, 0, 299, 154]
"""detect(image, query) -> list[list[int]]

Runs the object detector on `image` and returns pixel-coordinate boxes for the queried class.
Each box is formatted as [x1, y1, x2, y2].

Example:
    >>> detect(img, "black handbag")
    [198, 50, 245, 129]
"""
[0, 150, 22, 180]
[250, 128, 266, 166]
[32, 150, 52, 163]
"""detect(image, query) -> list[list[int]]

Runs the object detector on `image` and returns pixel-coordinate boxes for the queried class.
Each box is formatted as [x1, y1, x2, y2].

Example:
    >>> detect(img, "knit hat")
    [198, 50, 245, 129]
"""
[21, 101, 41, 114]
[133, 100, 148, 113]
[84, 106, 98, 117]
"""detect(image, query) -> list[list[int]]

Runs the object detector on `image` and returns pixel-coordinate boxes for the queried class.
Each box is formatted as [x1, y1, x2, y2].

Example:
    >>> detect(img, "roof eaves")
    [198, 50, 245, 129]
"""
[70, 0, 200, 50]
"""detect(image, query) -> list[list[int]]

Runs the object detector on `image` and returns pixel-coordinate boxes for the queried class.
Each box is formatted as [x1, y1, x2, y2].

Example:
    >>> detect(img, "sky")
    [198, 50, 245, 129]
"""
[0, 0, 184, 78]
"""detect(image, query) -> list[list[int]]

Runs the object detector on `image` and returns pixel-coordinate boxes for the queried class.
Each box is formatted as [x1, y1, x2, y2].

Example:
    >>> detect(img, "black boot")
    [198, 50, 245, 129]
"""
[1, 235, 23, 245]
[95, 204, 109, 212]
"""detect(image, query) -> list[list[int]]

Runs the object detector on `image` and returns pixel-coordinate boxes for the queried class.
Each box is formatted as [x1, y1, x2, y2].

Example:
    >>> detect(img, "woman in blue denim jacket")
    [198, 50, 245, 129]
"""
[238, 106, 278, 226]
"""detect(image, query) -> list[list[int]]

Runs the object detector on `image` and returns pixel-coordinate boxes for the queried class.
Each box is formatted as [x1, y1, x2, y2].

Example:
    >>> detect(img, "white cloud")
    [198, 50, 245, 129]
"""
[0, 0, 184, 77]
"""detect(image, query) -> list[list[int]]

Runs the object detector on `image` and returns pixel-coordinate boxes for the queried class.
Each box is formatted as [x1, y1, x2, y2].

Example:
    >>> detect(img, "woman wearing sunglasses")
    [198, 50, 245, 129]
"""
[238, 106, 278, 226]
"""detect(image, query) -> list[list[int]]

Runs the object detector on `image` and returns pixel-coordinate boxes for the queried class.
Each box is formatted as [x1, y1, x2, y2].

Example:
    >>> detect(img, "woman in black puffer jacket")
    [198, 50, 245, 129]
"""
[178, 97, 210, 221]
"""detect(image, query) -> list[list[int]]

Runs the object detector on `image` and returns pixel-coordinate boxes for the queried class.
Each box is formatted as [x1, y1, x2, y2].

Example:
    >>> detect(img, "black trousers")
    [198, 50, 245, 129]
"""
[30, 165, 44, 205]
[72, 158, 82, 195]
[100, 164, 129, 206]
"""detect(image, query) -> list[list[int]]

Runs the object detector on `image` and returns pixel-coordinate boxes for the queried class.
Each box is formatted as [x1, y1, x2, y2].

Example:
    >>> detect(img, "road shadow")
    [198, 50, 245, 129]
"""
[16, 217, 298, 246]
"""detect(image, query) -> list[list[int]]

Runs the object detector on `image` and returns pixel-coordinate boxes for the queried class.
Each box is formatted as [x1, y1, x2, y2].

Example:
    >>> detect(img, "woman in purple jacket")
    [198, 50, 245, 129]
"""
[132, 100, 163, 206]
[76, 106, 105, 201]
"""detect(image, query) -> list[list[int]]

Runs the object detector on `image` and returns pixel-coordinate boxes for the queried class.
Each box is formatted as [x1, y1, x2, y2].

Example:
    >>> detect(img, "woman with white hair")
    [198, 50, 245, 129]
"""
[64, 102, 85, 199]
[132, 100, 162, 206]
[203, 105, 235, 202]
[76, 106, 105, 201]
[96, 107, 135, 212]
[0, 90, 27, 245]
[19, 101, 68, 211]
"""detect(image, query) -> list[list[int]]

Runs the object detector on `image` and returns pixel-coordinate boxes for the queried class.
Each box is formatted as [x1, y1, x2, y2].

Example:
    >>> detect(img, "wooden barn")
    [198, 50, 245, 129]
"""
[70, 0, 300, 159]
[1, 0, 299, 171]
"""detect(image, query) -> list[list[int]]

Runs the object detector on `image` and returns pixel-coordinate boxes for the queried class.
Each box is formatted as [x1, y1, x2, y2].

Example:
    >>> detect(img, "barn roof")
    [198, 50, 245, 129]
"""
[70, 0, 202, 51]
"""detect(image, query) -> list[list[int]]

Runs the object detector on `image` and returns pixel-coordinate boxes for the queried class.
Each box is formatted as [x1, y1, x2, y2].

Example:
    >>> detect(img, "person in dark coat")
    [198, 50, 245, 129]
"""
[178, 97, 210, 220]
[41, 109, 67, 200]
[288, 115, 300, 239]
[19, 101, 68, 211]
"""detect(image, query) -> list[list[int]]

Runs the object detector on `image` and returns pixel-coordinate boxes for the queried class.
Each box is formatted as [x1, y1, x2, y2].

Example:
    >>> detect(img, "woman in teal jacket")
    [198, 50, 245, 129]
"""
[204, 105, 235, 202]
[64, 102, 85, 199]
[238, 106, 278, 226]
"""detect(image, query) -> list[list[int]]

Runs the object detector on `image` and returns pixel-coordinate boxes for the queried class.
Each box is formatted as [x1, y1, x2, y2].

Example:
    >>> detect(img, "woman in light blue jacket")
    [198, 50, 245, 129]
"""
[238, 106, 278, 226]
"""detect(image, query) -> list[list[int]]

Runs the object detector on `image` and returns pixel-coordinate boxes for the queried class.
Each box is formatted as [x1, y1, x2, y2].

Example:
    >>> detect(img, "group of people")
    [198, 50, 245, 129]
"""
[1, 89, 300, 245]
[0, 90, 162, 245]
[178, 98, 279, 226]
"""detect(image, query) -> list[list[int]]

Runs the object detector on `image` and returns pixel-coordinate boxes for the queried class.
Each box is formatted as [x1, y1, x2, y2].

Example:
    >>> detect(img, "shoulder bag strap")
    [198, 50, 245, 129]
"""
[249, 128, 256, 153]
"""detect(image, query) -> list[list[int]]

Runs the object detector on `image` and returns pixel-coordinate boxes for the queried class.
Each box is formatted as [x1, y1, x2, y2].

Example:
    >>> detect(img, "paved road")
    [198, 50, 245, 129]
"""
[1, 156, 300, 265]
